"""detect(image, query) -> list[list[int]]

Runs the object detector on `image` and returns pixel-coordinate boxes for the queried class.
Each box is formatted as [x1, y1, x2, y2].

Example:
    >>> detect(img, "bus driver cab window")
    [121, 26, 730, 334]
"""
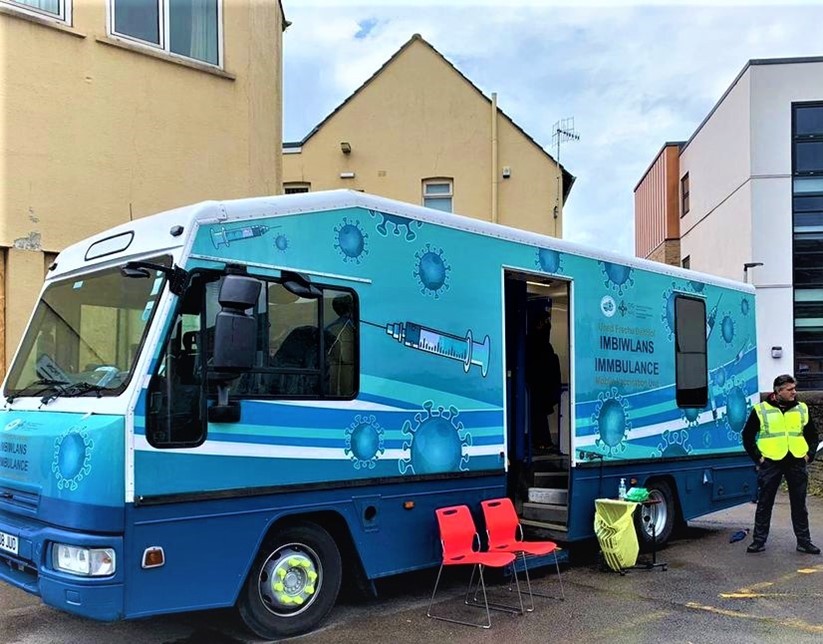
[147, 275, 210, 448]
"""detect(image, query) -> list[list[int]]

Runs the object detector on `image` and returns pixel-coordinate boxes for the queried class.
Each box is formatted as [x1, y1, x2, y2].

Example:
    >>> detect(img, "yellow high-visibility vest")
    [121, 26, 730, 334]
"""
[754, 401, 809, 460]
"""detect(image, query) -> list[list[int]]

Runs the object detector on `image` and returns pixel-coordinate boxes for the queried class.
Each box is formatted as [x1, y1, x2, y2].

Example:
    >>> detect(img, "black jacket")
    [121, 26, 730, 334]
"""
[741, 395, 819, 464]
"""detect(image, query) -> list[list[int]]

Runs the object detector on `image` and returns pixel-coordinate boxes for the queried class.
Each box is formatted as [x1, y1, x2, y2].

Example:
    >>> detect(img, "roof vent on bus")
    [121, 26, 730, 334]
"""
[170, 225, 184, 237]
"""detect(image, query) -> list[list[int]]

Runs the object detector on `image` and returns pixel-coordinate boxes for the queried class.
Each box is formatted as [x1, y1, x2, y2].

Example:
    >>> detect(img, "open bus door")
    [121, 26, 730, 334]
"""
[504, 271, 571, 541]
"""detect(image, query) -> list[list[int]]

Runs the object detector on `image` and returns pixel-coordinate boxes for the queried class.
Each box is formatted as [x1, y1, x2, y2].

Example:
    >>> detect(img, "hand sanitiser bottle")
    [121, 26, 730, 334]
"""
[618, 478, 627, 500]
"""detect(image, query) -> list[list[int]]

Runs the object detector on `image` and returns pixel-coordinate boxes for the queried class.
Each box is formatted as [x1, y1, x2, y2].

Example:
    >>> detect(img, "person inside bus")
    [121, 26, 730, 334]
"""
[742, 374, 819, 554]
[525, 300, 562, 453]
[325, 294, 355, 397]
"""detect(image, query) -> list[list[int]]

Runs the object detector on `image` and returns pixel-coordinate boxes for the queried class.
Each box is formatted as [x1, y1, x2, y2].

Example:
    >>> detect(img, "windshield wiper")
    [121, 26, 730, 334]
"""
[41, 381, 110, 404]
[6, 378, 71, 404]
[60, 382, 108, 399]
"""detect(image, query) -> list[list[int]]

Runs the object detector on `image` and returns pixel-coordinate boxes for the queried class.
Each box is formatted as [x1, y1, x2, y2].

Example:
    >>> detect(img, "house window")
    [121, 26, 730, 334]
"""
[110, 0, 221, 66]
[284, 182, 310, 194]
[1, 0, 70, 22]
[680, 173, 690, 216]
[423, 179, 453, 213]
[681, 256, 690, 270]
[674, 295, 708, 408]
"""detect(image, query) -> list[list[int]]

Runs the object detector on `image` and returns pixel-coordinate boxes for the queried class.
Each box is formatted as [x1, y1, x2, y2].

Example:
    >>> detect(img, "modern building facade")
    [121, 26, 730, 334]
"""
[0, 0, 286, 378]
[634, 57, 823, 390]
[282, 34, 574, 238]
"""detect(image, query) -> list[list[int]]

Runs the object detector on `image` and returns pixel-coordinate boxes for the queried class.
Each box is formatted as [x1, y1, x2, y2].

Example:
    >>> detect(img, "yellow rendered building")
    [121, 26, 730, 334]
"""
[283, 35, 574, 237]
[0, 0, 286, 376]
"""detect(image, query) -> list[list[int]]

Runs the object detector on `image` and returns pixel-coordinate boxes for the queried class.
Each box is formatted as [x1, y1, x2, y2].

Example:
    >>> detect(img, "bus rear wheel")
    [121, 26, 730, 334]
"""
[238, 521, 342, 639]
[634, 480, 675, 549]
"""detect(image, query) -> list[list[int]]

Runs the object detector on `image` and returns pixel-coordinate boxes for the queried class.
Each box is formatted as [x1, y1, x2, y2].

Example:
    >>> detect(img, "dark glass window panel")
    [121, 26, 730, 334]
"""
[794, 195, 823, 212]
[794, 341, 823, 359]
[794, 302, 823, 319]
[675, 296, 705, 352]
[794, 268, 823, 286]
[115, 0, 160, 45]
[674, 296, 707, 407]
[795, 141, 823, 173]
[794, 253, 823, 270]
[170, 0, 219, 65]
[795, 105, 823, 137]
[795, 371, 823, 390]
[794, 212, 823, 231]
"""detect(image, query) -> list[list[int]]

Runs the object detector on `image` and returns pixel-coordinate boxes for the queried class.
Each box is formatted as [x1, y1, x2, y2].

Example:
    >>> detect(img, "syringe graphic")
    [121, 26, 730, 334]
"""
[706, 294, 722, 340]
[211, 224, 270, 249]
[385, 321, 491, 377]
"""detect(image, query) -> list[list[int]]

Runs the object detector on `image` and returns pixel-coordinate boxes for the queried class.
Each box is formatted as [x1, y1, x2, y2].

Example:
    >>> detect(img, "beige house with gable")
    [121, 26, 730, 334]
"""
[0, 0, 286, 378]
[282, 34, 574, 237]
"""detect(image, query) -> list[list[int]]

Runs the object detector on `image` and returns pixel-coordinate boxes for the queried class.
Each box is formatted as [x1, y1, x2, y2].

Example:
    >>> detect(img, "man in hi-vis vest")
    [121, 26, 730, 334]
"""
[742, 374, 819, 554]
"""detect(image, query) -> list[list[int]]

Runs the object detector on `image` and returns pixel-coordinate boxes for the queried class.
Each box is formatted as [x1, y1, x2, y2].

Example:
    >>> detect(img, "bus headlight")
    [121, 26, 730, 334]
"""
[52, 544, 116, 577]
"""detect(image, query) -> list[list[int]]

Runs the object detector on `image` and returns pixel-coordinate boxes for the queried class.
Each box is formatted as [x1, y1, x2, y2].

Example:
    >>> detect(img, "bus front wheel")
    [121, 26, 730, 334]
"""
[238, 521, 342, 639]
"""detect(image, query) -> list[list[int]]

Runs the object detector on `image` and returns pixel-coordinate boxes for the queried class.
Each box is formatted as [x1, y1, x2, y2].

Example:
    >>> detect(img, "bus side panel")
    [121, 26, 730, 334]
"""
[122, 475, 504, 618]
[570, 259, 758, 465]
[567, 455, 756, 541]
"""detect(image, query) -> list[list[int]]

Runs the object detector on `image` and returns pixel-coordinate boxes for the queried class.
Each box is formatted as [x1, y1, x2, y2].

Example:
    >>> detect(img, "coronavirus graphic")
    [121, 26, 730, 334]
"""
[689, 280, 705, 293]
[720, 314, 736, 345]
[654, 429, 693, 458]
[414, 244, 450, 298]
[723, 384, 751, 443]
[601, 262, 634, 295]
[369, 210, 422, 241]
[591, 388, 631, 456]
[334, 218, 368, 263]
[52, 427, 94, 491]
[713, 367, 727, 389]
[399, 401, 471, 475]
[535, 248, 562, 274]
[741, 298, 751, 316]
[344, 414, 385, 470]
[682, 406, 703, 428]
[274, 233, 289, 252]
[660, 282, 683, 340]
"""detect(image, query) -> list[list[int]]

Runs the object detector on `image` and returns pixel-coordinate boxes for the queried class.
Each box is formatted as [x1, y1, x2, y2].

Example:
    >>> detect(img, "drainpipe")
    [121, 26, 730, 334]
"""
[491, 92, 499, 224]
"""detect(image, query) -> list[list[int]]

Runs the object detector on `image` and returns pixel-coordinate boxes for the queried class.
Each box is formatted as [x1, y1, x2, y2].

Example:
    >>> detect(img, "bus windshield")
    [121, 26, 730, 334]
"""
[4, 257, 170, 399]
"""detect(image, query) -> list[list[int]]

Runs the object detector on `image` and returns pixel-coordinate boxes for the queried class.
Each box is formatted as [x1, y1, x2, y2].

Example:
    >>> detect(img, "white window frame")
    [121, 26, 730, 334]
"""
[1, 0, 71, 24]
[422, 178, 454, 213]
[107, 0, 224, 68]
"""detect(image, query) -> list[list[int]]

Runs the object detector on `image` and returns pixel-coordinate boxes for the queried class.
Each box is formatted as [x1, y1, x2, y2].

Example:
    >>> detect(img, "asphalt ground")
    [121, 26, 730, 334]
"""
[2, 491, 822, 643]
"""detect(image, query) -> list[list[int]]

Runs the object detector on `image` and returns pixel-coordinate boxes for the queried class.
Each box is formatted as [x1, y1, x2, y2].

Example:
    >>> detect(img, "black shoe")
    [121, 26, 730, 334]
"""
[746, 542, 766, 553]
[797, 542, 821, 555]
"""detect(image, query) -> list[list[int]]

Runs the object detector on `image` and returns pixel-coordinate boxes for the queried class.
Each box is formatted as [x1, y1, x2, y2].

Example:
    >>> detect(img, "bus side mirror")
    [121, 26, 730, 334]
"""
[212, 275, 262, 372]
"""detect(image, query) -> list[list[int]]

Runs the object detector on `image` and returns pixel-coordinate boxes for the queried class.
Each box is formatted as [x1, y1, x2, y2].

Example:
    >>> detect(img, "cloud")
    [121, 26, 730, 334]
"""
[282, 2, 823, 256]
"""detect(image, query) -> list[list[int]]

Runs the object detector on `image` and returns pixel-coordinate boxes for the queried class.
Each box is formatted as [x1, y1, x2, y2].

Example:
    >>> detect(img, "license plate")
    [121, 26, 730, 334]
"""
[0, 530, 19, 556]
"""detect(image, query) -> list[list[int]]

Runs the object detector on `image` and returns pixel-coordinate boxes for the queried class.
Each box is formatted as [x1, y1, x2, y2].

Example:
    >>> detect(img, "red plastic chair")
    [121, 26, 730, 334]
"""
[427, 504, 524, 628]
[481, 497, 565, 611]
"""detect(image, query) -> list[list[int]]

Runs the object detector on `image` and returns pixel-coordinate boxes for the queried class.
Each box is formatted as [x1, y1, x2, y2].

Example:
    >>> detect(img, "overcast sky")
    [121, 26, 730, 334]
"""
[282, 1, 823, 257]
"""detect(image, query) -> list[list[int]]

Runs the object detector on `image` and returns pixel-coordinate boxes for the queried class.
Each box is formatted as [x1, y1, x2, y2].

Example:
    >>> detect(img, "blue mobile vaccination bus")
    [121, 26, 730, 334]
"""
[0, 191, 757, 638]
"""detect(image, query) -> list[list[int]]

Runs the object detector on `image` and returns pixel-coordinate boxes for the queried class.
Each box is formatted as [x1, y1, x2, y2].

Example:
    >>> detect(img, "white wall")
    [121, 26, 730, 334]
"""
[681, 60, 823, 390]
[680, 70, 752, 241]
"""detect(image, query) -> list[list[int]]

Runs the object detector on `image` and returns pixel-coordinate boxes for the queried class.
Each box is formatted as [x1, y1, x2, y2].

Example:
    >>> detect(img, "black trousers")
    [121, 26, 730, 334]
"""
[529, 390, 554, 448]
[752, 456, 811, 545]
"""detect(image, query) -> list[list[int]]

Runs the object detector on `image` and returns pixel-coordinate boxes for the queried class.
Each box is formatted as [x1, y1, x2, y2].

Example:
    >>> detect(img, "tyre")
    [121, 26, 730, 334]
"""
[634, 480, 675, 550]
[238, 521, 342, 639]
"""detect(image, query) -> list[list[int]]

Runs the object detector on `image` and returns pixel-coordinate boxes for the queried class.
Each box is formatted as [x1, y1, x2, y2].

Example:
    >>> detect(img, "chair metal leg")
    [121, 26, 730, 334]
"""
[522, 554, 565, 601]
[427, 564, 492, 629]
[468, 562, 525, 615]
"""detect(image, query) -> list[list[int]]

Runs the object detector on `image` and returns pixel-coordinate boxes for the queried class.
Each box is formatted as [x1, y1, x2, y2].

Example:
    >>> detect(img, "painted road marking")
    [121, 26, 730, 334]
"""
[686, 602, 823, 634]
